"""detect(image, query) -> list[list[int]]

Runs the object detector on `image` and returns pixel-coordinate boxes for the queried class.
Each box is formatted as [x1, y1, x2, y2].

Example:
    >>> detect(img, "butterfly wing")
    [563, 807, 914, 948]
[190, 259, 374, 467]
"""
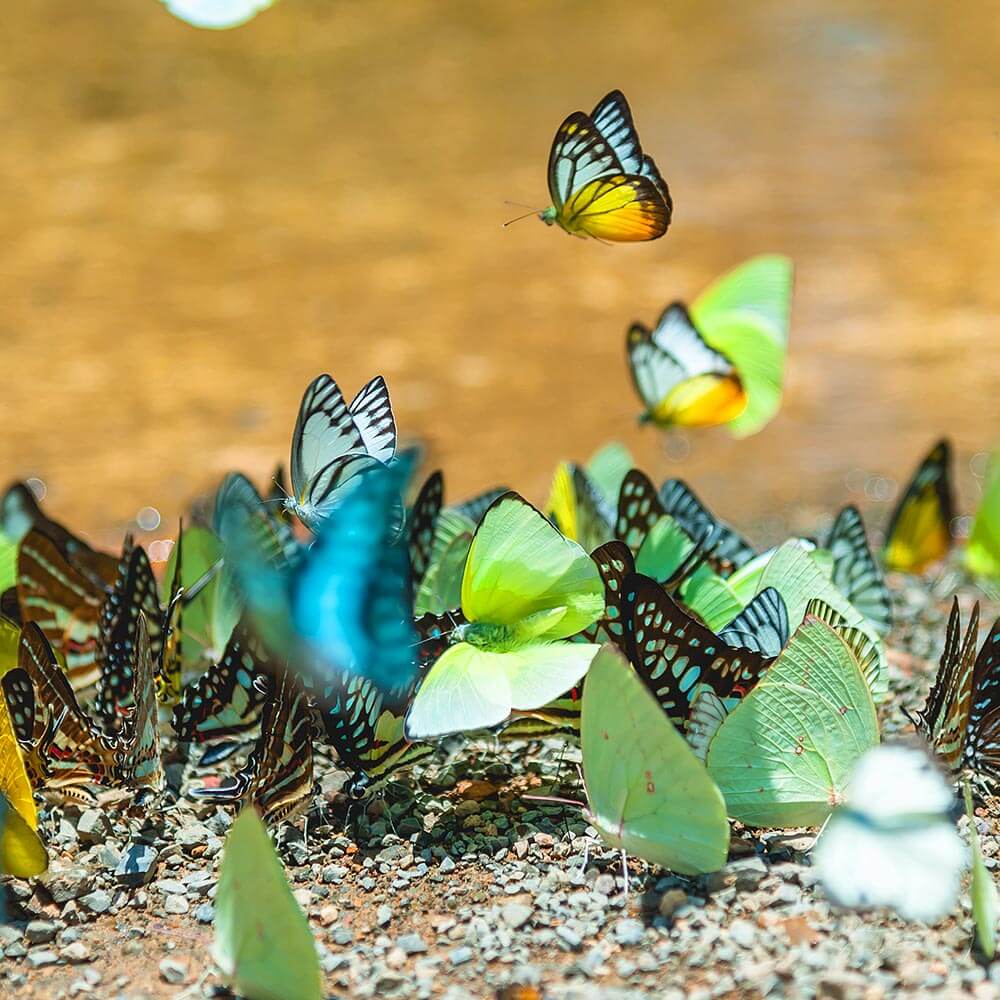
[826, 506, 892, 637]
[125, 614, 163, 792]
[212, 810, 323, 1000]
[964, 615, 1000, 787]
[404, 643, 513, 740]
[616, 469, 667, 554]
[546, 111, 621, 214]
[582, 644, 729, 875]
[884, 439, 954, 573]
[408, 470, 444, 586]
[461, 494, 603, 639]
[718, 587, 789, 658]
[172, 618, 273, 743]
[580, 540, 634, 647]
[348, 376, 396, 464]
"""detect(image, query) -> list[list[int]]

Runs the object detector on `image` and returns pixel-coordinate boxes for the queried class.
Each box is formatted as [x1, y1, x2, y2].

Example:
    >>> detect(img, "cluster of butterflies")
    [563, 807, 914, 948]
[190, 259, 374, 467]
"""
[2, 87, 1000, 896]
[0, 344, 995, 884]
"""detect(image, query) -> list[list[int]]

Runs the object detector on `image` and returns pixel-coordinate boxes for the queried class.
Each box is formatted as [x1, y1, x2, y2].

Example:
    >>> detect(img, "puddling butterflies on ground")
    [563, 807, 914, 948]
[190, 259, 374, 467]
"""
[532, 90, 672, 243]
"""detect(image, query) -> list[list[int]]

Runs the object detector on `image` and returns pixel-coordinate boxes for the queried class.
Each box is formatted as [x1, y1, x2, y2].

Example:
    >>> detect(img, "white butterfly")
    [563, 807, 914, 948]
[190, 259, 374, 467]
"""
[161, 0, 274, 29]
[285, 374, 396, 531]
[814, 744, 967, 923]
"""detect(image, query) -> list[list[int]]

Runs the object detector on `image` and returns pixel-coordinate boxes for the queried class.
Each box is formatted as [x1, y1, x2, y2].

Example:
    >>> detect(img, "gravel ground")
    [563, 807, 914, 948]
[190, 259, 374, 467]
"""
[3, 571, 1000, 1000]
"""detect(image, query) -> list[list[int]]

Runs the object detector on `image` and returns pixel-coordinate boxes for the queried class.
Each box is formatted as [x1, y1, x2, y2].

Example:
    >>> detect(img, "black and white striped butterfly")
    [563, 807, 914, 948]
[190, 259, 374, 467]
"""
[284, 373, 397, 530]
[826, 505, 892, 638]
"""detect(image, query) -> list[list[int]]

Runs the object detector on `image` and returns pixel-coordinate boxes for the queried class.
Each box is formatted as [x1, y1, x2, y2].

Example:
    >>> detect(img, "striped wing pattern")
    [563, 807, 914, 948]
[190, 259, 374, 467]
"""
[827, 505, 892, 636]
[658, 478, 755, 574]
[719, 588, 790, 658]
[192, 672, 317, 826]
[16, 527, 112, 689]
[408, 470, 444, 585]
[965, 618, 1000, 786]
[171, 618, 272, 743]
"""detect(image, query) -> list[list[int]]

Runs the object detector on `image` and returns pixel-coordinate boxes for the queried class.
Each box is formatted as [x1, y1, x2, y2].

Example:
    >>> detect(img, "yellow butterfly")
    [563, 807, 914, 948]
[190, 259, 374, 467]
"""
[0, 668, 48, 878]
[537, 90, 671, 242]
[883, 439, 954, 573]
[627, 303, 747, 427]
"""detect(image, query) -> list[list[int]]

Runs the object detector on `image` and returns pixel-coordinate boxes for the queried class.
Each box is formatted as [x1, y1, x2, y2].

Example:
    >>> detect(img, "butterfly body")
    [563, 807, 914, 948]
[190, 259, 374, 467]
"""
[541, 92, 671, 243]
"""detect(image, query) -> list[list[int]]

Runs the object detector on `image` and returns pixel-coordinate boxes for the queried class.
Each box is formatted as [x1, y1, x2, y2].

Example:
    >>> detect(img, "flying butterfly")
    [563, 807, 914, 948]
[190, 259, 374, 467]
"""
[528, 90, 671, 242]
[284, 373, 397, 531]
[883, 439, 954, 574]
[627, 303, 747, 428]
[907, 599, 1000, 792]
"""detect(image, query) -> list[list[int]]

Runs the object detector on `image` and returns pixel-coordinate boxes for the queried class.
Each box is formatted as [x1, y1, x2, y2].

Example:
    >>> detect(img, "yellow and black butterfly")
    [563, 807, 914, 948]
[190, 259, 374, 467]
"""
[883, 439, 954, 574]
[627, 303, 747, 428]
[907, 599, 1000, 792]
[536, 90, 671, 242]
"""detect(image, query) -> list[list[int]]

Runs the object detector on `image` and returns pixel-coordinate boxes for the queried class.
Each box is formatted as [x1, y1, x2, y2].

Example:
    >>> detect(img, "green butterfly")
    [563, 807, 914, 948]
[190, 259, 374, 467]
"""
[213, 809, 322, 1000]
[966, 451, 1000, 586]
[705, 614, 879, 827]
[404, 493, 604, 739]
[581, 644, 729, 875]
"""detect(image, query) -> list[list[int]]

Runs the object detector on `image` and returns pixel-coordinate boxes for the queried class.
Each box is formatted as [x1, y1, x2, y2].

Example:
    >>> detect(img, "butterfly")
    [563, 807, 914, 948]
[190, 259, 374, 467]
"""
[883, 439, 954, 573]
[581, 644, 728, 875]
[627, 303, 747, 428]
[966, 452, 1000, 584]
[154, 527, 186, 707]
[908, 599, 1000, 791]
[814, 745, 964, 924]
[537, 90, 671, 242]
[223, 455, 417, 696]
[212, 810, 323, 1000]
[621, 573, 770, 731]
[284, 373, 397, 531]
[404, 493, 604, 740]
[15, 526, 117, 689]
[0, 657, 48, 877]
[93, 539, 163, 724]
[5, 619, 163, 795]
[162, 1, 275, 30]
[826, 505, 892, 637]
[705, 614, 879, 827]
[171, 617, 274, 745]
[547, 463, 616, 554]
[192, 672, 317, 826]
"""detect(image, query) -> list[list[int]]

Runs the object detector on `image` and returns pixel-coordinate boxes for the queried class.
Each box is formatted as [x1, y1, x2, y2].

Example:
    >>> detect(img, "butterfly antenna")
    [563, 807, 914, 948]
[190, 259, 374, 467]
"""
[502, 201, 543, 228]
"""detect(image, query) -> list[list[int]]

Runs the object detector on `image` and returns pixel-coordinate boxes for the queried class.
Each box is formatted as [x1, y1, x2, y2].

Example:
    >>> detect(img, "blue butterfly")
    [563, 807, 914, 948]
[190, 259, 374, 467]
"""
[218, 455, 417, 696]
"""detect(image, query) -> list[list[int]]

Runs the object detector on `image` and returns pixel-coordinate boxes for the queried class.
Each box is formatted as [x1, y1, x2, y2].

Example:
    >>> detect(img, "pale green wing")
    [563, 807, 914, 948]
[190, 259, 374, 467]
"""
[682, 567, 743, 631]
[757, 540, 887, 701]
[706, 617, 879, 828]
[726, 549, 774, 604]
[966, 454, 1000, 584]
[166, 527, 239, 666]
[502, 641, 599, 709]
[404, 643, 512, 739]
[461, 494, 603, 638]
[692, 254, 793, 346]
[966, 781, 998, 959]
[691, 256, 793, 438]
[0, 531, 16, 593]
[634, 515, 695, 580]
[414, 510, 475, 615]
[582, 644, 729, 875]
[586, 443, 634, 510]
[212, 810, 322, 1000]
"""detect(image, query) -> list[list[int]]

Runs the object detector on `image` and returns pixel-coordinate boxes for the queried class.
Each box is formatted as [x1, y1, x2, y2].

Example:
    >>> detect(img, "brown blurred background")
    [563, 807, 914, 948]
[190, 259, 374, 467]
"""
[2, 0, 998, 552]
